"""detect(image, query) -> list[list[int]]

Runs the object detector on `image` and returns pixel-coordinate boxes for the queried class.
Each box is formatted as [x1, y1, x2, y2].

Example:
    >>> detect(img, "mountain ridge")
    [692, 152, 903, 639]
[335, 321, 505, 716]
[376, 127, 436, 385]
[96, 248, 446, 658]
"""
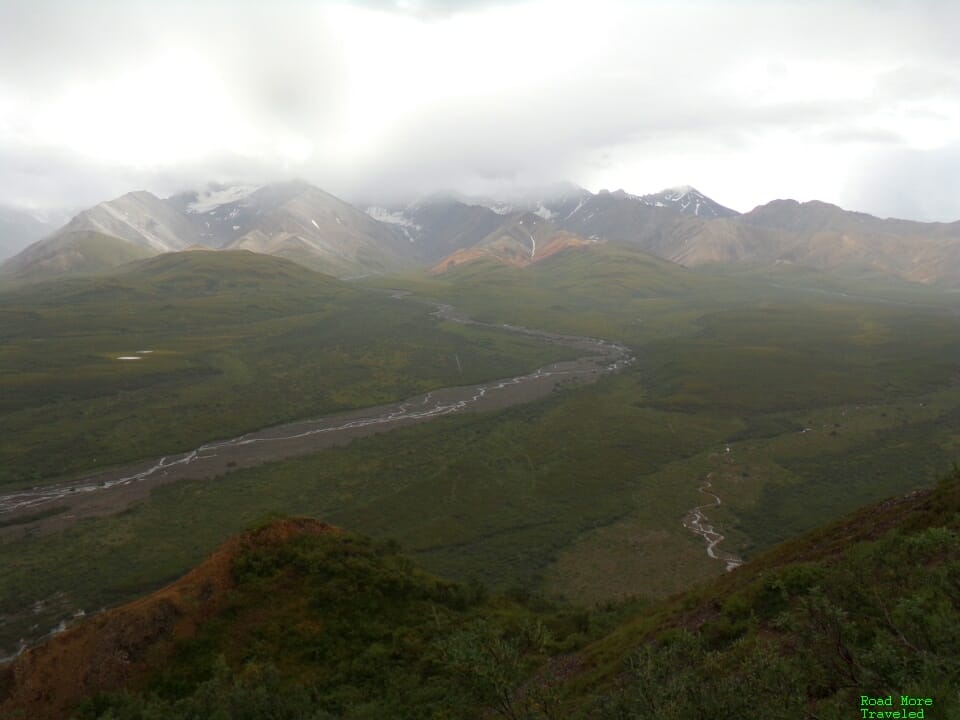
[5, 179, 960, 284]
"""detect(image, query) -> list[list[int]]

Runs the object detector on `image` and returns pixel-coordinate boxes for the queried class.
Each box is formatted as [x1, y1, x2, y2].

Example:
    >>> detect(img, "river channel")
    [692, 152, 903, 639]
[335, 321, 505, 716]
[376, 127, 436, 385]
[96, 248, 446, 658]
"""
[0, 295, 633, 540]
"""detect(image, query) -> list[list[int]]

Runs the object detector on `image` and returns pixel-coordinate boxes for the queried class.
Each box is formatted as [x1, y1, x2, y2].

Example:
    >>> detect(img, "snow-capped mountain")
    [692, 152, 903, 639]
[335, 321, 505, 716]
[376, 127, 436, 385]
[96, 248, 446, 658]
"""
[635, 185, 739, 219]
[8, 178, 960, 285]
[525, 182, 596, 221]
[459, 182, 595, 224]
[0, 181, 741, 281]
[2, 182, 416, 280]
[184, 185, 261, 214]
[223, 181, 412, 276]
[454, 183, 730, 223]
[166, 184, 263, 248]
[364, 196, 505, 262]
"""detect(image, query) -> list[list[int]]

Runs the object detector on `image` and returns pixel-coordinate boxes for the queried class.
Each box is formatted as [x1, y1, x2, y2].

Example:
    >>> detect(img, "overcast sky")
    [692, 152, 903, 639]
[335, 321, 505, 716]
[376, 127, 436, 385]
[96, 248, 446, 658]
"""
[1, 0, 959, 220]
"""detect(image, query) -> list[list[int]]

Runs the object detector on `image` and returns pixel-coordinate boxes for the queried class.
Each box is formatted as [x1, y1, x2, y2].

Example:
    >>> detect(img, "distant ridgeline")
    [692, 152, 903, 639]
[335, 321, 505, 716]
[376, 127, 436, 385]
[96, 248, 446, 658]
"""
[4, 179, 960, 283]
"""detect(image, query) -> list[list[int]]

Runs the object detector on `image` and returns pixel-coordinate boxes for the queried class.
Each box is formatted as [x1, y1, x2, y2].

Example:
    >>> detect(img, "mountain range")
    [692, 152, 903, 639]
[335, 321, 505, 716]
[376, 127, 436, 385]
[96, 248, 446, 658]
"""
[4, 179, 960, 284]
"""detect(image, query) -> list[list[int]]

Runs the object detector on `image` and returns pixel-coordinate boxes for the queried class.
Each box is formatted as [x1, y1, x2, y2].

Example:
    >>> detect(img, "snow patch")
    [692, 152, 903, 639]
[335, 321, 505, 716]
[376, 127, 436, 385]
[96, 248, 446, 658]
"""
[533, 204, 555, 220]
[311, 219, 320, 230]
[116, 356, 142, 361]
[186, 185, 260, 214]
[564, 199, 584, 220]
[365, 206, 420, 229]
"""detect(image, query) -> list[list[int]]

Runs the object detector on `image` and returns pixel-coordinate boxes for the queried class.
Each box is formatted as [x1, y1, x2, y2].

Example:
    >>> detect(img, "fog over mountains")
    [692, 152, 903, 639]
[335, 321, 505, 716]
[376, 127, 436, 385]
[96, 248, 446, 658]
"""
[4, 180, 960, 284]
[0, 207, 70, 262]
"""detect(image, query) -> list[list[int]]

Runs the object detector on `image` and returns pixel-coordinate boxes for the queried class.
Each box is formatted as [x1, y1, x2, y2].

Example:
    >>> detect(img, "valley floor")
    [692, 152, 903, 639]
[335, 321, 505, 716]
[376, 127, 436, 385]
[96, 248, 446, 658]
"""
[0, 298, 629, 542]
[4, 248, 960, 675]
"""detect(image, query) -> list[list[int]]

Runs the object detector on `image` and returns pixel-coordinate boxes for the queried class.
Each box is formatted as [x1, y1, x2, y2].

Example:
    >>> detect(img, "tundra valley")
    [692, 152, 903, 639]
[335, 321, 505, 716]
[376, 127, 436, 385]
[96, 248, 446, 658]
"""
[1, 178, 959, 718]
[2, 1, 960, 718]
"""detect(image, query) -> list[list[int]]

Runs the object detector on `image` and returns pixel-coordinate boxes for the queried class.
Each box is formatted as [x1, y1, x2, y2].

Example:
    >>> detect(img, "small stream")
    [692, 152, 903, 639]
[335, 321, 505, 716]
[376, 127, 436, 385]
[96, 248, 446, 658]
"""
[682, 478, 743, 572]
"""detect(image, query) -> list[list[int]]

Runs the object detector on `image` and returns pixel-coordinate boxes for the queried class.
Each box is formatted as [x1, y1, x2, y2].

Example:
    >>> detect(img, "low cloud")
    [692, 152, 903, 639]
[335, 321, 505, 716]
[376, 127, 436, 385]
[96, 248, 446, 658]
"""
[1, 0, 959, 219]
[847, 142, 960, 222]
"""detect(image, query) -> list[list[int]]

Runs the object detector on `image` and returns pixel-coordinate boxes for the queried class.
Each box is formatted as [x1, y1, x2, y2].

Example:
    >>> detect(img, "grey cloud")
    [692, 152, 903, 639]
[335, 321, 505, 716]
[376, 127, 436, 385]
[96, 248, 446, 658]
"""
[0, 143, 133, 211]
[0, 141, 294, 213]
[813, 126, 906, 145]
[2, 0, 960, 219]
[0, 1, 160, 100]
[183, 6, 347, 136]
[342, 81, 882, 201]
[344, 0, 524, 19]
[847, 142, 960, 222]
[874, 66, 960, 102]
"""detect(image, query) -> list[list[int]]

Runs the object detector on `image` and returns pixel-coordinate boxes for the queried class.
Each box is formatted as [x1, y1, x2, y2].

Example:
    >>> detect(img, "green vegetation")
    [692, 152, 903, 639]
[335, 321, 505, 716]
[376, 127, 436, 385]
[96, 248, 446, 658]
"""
[60, 473, 960, 719]
[366, 244, 960, 556]
[74, 526, 612, 720]
[567, 471, 960, 719]
[0, 370, 723, 654]
[3, 242, 960, 717]
[6, 243, 960, 656]
[0, 251, 577, 488]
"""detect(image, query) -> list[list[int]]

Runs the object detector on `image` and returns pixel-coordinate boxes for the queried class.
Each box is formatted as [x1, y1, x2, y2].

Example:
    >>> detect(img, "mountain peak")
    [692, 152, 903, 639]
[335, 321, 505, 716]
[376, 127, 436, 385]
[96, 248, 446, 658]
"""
[639, 185, 739, 218]
[111, 190, 161, 205]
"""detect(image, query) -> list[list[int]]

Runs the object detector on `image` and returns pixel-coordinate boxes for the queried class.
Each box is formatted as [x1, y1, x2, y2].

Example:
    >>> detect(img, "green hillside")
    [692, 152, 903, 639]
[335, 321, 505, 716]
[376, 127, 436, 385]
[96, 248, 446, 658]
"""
[3, 472, 957, 719]
[565, 470, 960, 718]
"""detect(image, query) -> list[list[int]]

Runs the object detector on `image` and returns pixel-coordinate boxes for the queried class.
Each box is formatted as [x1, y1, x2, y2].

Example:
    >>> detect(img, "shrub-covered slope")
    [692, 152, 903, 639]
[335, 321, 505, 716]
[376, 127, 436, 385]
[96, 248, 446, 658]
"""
[0, 517, 602, 720]
[2, 473, 958, 719]
[568, 472, 960, 718]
